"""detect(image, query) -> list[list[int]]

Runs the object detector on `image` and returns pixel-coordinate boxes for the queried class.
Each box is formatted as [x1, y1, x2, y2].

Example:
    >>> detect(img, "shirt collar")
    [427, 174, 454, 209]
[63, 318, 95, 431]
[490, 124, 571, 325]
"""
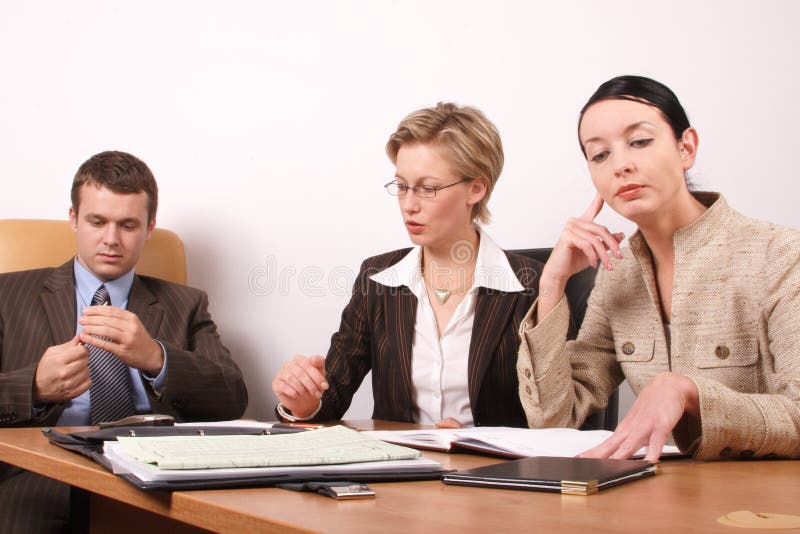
[369, 228, 524, 296]
[73, 257, 135, 308]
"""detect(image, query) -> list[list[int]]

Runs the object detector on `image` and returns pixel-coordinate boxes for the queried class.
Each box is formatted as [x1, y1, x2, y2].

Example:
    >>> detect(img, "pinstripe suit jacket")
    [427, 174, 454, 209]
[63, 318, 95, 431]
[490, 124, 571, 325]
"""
[0, 260, 248, 428]
[313, 249, 542, 427]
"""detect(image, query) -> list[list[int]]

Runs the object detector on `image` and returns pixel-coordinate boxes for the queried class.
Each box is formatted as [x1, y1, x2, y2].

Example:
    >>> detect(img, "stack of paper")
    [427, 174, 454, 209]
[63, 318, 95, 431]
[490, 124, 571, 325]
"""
[117, 425, 420, 469]
[103, 425, 443, 487]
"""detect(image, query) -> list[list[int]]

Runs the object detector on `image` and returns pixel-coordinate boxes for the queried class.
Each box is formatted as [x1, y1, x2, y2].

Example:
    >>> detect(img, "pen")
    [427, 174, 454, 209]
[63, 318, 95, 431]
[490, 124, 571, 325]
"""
[272, 422, 325, 431]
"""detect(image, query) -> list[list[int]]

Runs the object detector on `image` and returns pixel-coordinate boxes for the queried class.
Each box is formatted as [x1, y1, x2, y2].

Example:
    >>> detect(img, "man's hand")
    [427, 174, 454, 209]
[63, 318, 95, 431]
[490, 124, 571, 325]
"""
[78, 305, 163, 375]
[33, 335, 91, 404]
[272, 355, 328, 419]
[578, 372, 699, 462]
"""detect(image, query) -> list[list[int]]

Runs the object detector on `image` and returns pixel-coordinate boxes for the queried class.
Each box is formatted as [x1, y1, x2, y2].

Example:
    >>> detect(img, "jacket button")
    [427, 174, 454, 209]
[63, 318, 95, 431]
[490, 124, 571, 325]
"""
[622, 342, 635, 355]
[524, 368, 532, 379]
[525, 386, 532, 395]
[715, 345, 730, 359]
[720, 446, 732, 457]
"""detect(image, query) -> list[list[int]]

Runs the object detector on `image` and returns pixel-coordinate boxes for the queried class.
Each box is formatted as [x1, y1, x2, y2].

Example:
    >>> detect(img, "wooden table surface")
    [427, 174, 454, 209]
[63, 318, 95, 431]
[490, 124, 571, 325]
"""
[1, 420, 798, 533]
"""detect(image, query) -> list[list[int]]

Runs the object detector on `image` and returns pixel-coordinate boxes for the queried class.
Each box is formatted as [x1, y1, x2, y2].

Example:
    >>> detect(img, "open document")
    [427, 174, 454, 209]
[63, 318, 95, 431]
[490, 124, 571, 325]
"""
[362, 427, 681, 459]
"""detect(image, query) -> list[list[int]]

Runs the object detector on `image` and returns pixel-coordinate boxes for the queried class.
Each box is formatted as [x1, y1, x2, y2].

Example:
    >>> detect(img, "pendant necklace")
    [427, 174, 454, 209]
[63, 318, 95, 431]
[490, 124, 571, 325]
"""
[434, 288, 451, 305]
[428, 271, 475, 305]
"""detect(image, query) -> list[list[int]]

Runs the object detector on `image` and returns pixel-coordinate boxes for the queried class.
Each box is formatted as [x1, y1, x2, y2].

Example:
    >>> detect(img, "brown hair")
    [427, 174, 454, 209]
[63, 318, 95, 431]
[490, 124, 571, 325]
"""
[71, 151, 158, 223]
[386, 102, 503, 224]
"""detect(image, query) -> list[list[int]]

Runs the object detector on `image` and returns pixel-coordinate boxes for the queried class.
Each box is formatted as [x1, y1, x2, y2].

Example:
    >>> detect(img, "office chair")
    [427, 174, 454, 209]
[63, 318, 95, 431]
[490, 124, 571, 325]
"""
[0, 219, 187, 284]
[510, 248, 619, 431]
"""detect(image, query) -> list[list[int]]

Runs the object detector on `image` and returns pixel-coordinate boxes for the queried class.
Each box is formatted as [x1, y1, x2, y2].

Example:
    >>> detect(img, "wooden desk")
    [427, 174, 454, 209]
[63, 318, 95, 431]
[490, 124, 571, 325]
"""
[1, 421, 798, 533]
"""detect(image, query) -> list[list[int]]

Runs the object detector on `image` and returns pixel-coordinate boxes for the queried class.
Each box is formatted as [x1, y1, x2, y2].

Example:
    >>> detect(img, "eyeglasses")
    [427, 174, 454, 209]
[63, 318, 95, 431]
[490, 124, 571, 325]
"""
[384, 179, 467, 198]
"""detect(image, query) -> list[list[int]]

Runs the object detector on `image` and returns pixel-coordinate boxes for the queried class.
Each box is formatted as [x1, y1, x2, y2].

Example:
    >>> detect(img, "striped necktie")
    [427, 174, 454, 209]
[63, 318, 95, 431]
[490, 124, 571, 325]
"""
[87, 285, 137, 425]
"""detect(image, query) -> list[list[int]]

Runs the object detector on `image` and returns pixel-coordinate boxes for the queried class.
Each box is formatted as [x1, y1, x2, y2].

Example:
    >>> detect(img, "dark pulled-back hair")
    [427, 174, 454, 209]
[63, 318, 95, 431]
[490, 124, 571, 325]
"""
[71, 151, 158, 223]
[577, 75, 691, 157]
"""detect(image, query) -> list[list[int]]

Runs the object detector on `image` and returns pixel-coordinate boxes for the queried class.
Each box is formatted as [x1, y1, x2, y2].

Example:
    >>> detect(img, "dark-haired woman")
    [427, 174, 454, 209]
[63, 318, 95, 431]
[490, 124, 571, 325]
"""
[518, 75, 800, 461]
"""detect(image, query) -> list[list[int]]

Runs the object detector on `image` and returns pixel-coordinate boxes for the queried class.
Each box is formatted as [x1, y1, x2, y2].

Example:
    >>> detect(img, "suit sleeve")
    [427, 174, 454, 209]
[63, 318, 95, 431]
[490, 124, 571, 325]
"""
[0, 294, 64, 428]
[0, 314, 36, 426]
[517, 268, 624, 429]
[312, 260, 374, 422]
[147, 290, 248, 422]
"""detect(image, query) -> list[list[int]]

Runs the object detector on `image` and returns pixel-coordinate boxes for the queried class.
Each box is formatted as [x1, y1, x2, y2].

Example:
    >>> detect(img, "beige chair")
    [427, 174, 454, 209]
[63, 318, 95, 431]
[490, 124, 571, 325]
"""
[0, 219, 186, 284]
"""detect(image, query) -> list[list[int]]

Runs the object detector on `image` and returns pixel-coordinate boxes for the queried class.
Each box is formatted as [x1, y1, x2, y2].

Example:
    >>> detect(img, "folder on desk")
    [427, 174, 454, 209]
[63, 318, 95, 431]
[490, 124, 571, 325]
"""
[442, 456, 658, 495]
[44, 425, 445, 491]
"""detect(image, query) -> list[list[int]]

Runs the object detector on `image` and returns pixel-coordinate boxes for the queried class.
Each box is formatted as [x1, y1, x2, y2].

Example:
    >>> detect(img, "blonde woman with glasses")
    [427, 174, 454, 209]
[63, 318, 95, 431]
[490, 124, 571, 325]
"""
[272, 102, 542, 427]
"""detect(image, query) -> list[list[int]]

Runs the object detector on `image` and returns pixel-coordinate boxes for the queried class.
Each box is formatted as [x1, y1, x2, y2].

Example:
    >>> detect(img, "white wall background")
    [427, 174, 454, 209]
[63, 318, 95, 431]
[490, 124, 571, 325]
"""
[2, 0, 799, 422]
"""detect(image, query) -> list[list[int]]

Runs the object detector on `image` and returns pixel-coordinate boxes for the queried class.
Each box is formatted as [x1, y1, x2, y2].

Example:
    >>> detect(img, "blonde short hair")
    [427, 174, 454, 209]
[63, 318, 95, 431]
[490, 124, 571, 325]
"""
[385, 102, 503, 224]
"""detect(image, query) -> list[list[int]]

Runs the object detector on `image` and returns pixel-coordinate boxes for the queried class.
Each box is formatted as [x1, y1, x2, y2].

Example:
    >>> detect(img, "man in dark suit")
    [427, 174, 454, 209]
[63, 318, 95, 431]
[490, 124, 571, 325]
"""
[0, 151, 248, 533]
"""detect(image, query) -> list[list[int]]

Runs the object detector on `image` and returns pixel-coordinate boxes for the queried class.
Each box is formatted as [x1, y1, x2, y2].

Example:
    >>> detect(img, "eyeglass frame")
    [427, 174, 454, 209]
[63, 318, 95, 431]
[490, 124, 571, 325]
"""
[383, 178, 468, 198]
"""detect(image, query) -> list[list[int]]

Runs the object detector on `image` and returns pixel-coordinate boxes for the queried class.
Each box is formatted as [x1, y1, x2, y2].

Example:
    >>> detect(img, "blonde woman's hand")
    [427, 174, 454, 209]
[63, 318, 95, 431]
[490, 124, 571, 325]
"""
[272, 354, 328, 419]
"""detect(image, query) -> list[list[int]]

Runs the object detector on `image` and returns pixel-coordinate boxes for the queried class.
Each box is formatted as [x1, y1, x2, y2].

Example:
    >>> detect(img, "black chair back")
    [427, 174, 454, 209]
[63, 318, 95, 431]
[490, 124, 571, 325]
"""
[509, 248, 618, 431]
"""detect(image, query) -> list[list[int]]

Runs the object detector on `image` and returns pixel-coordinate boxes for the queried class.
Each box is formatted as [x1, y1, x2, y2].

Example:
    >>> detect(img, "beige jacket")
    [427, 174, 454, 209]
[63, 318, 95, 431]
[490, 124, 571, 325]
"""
[517, 193, 800, 460]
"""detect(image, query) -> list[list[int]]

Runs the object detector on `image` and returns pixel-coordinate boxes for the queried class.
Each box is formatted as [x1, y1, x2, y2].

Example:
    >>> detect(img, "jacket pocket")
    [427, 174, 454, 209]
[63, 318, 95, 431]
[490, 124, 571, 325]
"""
[614, 329, 655, 363]
[694, 336, 759, 369]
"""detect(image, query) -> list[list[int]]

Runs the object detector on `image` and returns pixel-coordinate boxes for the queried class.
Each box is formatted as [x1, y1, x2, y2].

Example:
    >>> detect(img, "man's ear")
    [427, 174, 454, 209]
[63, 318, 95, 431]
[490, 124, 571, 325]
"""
[678, 127, 699, 171]
[146, 217, 156, 240]
[69, 207, 78, 232]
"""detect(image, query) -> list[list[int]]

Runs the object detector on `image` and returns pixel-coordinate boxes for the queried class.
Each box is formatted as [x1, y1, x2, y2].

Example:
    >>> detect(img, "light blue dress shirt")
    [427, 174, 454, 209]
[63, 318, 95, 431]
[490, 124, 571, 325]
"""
[54, 258, 168, 426]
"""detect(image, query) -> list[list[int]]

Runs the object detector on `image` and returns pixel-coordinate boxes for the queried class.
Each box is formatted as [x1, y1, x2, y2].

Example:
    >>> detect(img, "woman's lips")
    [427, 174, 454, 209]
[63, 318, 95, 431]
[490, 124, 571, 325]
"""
[615, 184, 644, 200]
[405, 222, 424, 235]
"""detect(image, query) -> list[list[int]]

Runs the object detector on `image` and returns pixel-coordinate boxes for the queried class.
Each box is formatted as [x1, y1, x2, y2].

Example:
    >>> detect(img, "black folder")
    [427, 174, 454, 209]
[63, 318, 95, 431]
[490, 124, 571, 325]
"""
[442, 456, 658, 495]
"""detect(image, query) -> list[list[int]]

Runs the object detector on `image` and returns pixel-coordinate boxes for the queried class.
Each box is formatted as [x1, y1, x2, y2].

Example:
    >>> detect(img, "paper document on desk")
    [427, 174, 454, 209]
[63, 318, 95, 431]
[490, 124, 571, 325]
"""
[363, 427, 681, 459]
[117, 425, 420, 470]
[105, 441, 442, 483]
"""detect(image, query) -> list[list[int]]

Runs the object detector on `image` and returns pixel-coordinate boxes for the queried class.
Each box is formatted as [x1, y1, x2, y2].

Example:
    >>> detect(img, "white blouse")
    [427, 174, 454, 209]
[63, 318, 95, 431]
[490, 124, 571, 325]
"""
[370, 229, 523, 426]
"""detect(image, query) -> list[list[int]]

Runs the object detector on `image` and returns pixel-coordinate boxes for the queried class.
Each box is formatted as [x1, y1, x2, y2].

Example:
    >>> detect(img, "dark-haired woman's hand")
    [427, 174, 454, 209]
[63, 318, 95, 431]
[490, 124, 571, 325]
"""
[578, 372, 699, 461]
[537, 194, 624, 322]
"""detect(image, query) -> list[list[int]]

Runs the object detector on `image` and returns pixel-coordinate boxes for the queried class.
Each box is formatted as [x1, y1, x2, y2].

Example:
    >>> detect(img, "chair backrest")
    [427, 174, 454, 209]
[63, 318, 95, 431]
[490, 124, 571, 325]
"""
[0, 219, 187, 285]
[509, 247, 618, 431]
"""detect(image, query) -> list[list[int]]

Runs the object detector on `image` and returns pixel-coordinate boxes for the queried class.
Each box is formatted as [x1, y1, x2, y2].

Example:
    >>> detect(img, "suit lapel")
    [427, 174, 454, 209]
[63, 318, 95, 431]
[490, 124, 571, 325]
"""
[467, 288, 517, 414]
[126, 275, 163, 337]
[384, 287, 417, 416]
[41, 261, 78, 344]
